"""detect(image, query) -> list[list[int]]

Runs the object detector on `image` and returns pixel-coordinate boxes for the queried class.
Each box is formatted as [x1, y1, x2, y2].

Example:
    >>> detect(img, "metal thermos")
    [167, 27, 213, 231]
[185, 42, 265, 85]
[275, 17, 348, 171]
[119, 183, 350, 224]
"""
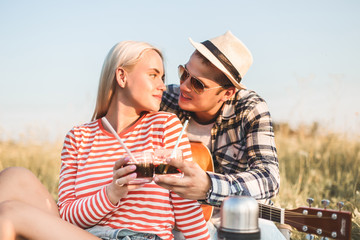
[218, 196, 261, 240]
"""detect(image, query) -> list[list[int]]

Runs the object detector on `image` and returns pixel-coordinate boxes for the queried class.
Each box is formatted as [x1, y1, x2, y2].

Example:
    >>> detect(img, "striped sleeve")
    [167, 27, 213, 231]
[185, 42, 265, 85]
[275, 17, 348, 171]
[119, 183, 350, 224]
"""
[58, 128, 117, 228]
[171, 193, 210, 240]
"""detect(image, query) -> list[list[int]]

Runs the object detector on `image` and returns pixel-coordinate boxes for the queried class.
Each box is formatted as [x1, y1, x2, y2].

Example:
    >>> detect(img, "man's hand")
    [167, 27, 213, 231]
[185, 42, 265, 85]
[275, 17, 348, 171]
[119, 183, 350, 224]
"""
[154, 157, 211, 200]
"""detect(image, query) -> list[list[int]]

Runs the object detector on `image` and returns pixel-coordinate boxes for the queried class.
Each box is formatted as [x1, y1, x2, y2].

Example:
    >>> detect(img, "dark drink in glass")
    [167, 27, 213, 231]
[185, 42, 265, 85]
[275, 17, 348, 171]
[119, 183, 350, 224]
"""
[154, 149, 183, 177]
[124, 152, 154, 184]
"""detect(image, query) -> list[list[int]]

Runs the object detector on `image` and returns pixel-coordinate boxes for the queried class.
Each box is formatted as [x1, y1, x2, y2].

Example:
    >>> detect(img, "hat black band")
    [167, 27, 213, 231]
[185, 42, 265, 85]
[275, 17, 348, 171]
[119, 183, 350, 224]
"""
[201, 40, 242, 83]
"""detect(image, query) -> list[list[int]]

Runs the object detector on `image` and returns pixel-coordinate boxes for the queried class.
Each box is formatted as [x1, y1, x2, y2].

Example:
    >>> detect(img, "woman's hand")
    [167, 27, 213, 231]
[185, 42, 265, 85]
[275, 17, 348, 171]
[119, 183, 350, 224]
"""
[106, 157, 143, 205]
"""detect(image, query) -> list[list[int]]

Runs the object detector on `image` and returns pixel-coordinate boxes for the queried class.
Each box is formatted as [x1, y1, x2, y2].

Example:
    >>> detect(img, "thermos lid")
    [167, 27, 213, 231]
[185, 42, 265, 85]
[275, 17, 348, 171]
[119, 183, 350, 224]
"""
[220, 196, 260, 234]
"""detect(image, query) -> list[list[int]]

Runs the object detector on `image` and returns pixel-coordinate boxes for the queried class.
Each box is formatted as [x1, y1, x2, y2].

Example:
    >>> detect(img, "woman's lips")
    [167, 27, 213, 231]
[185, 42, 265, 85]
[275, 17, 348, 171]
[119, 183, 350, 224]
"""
[153, 94, 163, 101]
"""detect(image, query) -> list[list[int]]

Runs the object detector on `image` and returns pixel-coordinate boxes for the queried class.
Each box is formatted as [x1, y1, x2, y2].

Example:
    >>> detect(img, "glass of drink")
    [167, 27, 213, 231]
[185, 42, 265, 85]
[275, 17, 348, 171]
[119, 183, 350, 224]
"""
[124, 152, 154, 184]
[154, 148, 183, 177]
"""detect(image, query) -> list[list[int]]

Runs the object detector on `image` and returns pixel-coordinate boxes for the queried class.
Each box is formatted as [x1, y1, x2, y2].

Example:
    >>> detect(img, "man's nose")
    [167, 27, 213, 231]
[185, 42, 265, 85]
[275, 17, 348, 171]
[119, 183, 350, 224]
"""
[180, 77, 192, 92]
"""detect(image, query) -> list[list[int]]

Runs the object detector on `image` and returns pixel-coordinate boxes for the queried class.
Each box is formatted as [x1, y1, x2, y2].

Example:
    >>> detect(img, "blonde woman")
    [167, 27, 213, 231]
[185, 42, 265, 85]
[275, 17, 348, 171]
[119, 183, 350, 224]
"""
[0, 41, 210, 240]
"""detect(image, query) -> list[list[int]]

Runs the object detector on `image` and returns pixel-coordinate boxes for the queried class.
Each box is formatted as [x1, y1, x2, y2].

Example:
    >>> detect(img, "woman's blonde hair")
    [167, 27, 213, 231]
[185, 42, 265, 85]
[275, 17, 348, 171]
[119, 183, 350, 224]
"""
[91, 41, 163, 120]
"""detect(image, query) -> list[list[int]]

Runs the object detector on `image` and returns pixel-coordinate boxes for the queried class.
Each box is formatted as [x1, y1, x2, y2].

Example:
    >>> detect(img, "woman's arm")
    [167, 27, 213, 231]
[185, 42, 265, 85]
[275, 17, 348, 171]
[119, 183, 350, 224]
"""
[57, 129, 118, 228]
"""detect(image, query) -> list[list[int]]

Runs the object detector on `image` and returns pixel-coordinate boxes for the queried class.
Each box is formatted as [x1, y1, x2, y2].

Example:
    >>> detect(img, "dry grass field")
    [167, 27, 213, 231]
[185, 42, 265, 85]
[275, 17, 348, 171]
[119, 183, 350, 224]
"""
[273, 123, 360, 239]
[0, 123, 359, 239]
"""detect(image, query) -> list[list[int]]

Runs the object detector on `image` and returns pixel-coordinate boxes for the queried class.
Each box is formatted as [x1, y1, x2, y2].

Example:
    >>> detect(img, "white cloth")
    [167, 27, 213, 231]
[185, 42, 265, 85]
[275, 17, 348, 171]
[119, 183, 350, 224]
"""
[173, 218, 286, 240]
[186, 118, 214, 149]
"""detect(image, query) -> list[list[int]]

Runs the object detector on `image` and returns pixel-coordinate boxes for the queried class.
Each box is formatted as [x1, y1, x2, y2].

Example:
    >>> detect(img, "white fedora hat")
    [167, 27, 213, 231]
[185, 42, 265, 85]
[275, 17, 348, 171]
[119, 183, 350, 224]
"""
[189, 31, 253, 89]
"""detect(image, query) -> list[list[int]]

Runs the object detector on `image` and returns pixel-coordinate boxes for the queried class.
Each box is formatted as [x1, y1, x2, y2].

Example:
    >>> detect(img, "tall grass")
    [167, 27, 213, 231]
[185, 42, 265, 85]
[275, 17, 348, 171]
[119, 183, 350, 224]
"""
[0, 123, 359, 239]
[274, 122, 360, 239]
[0, 140, 62, 200]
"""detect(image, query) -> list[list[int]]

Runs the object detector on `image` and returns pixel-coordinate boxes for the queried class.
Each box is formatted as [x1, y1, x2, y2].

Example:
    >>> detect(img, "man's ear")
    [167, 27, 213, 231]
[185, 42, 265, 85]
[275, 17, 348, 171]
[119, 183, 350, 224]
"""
[221, 87, 236, 102]
[115, 67, 127, 88]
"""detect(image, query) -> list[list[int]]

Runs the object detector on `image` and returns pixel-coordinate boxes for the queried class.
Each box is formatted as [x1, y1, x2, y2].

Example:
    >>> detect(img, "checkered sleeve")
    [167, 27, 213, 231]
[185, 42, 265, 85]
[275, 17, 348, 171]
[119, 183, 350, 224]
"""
[205, 101, 280, 206]
[160, 84, 181, 112]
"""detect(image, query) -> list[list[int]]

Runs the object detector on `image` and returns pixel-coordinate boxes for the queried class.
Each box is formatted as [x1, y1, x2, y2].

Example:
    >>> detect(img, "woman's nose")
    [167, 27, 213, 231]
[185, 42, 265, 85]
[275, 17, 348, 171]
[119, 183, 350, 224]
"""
[158, 79, 166, 91]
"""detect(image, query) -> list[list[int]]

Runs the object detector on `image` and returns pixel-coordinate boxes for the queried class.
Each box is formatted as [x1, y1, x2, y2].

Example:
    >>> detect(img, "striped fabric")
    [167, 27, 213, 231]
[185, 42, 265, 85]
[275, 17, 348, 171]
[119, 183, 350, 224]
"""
[58, 112, 210, 240]
[160, 85, 280, 207]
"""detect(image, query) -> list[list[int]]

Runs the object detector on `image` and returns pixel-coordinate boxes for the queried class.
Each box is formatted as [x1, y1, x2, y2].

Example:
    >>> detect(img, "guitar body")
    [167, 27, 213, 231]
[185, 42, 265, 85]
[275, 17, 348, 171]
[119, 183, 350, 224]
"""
[190, 142, 214, 172]
[190, 141, 214, 222]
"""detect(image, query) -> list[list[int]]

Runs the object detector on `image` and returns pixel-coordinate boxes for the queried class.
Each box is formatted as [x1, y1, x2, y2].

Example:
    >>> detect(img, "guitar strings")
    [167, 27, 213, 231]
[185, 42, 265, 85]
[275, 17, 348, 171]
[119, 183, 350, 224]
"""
[259, 207, 336, 220]
[258, 204, 282, 222]
[259, 208, 337, 238]
[259, 205, 337, 218]
[284, 210, 334, 218]
[258, 204, 346, 238]
[259, 205, 338, 224]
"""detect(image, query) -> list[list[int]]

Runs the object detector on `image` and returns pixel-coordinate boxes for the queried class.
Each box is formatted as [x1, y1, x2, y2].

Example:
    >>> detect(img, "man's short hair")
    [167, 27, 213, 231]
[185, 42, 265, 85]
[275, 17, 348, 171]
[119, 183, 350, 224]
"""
[193, 50, 233, 88]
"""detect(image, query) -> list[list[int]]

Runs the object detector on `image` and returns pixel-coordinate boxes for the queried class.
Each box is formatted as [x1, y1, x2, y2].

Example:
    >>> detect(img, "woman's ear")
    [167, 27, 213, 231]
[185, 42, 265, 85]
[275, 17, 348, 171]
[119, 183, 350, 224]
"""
[116, 67, 127, 88]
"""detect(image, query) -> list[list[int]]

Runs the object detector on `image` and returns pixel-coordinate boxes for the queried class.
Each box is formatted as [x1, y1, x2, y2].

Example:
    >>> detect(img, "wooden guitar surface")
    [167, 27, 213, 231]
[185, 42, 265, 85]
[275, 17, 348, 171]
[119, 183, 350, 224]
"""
[190, 141, 214, 222]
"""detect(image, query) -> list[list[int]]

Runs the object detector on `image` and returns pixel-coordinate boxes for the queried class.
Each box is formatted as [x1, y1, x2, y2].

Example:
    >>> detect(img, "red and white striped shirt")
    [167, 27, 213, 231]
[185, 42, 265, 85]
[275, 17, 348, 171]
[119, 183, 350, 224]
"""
[58, 112, 210, 240]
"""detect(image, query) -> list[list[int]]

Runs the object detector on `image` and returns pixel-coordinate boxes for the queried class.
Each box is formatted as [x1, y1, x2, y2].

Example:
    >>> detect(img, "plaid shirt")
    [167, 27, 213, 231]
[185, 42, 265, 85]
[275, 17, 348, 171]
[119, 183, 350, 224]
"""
[160, 85, 280, 207]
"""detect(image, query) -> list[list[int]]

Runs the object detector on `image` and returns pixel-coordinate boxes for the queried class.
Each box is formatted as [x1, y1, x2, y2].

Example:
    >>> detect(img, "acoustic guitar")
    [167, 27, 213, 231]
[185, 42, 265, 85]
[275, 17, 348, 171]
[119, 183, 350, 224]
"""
[190, 141, 214, 222]
[190, 141, 352, 239]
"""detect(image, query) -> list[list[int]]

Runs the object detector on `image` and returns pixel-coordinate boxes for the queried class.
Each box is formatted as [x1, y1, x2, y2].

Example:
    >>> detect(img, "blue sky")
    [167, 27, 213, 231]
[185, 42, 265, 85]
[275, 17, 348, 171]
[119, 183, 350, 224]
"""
[1, 0, 359, 142]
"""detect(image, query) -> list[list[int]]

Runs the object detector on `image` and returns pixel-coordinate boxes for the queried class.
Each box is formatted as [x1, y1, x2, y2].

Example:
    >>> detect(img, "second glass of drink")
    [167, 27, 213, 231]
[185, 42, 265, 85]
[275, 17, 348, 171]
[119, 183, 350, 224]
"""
[154, 148, 183, 177]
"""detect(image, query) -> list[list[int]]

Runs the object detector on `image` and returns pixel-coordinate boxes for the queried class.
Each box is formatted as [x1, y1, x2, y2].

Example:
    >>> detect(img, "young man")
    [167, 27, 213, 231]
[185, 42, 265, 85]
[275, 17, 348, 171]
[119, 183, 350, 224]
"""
[156, 31, 286, 239]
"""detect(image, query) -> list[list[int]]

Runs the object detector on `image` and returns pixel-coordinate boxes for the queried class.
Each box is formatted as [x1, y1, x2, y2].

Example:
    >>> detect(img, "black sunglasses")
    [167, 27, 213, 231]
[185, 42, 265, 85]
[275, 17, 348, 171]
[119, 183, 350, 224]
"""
[178, 65, 223, 95]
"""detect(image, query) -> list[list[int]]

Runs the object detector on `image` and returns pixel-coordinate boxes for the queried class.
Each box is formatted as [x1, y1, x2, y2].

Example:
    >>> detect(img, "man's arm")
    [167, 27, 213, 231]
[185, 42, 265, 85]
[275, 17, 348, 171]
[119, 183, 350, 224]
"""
[155, 101, 280, 207]
[206, 100, 280, 206]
